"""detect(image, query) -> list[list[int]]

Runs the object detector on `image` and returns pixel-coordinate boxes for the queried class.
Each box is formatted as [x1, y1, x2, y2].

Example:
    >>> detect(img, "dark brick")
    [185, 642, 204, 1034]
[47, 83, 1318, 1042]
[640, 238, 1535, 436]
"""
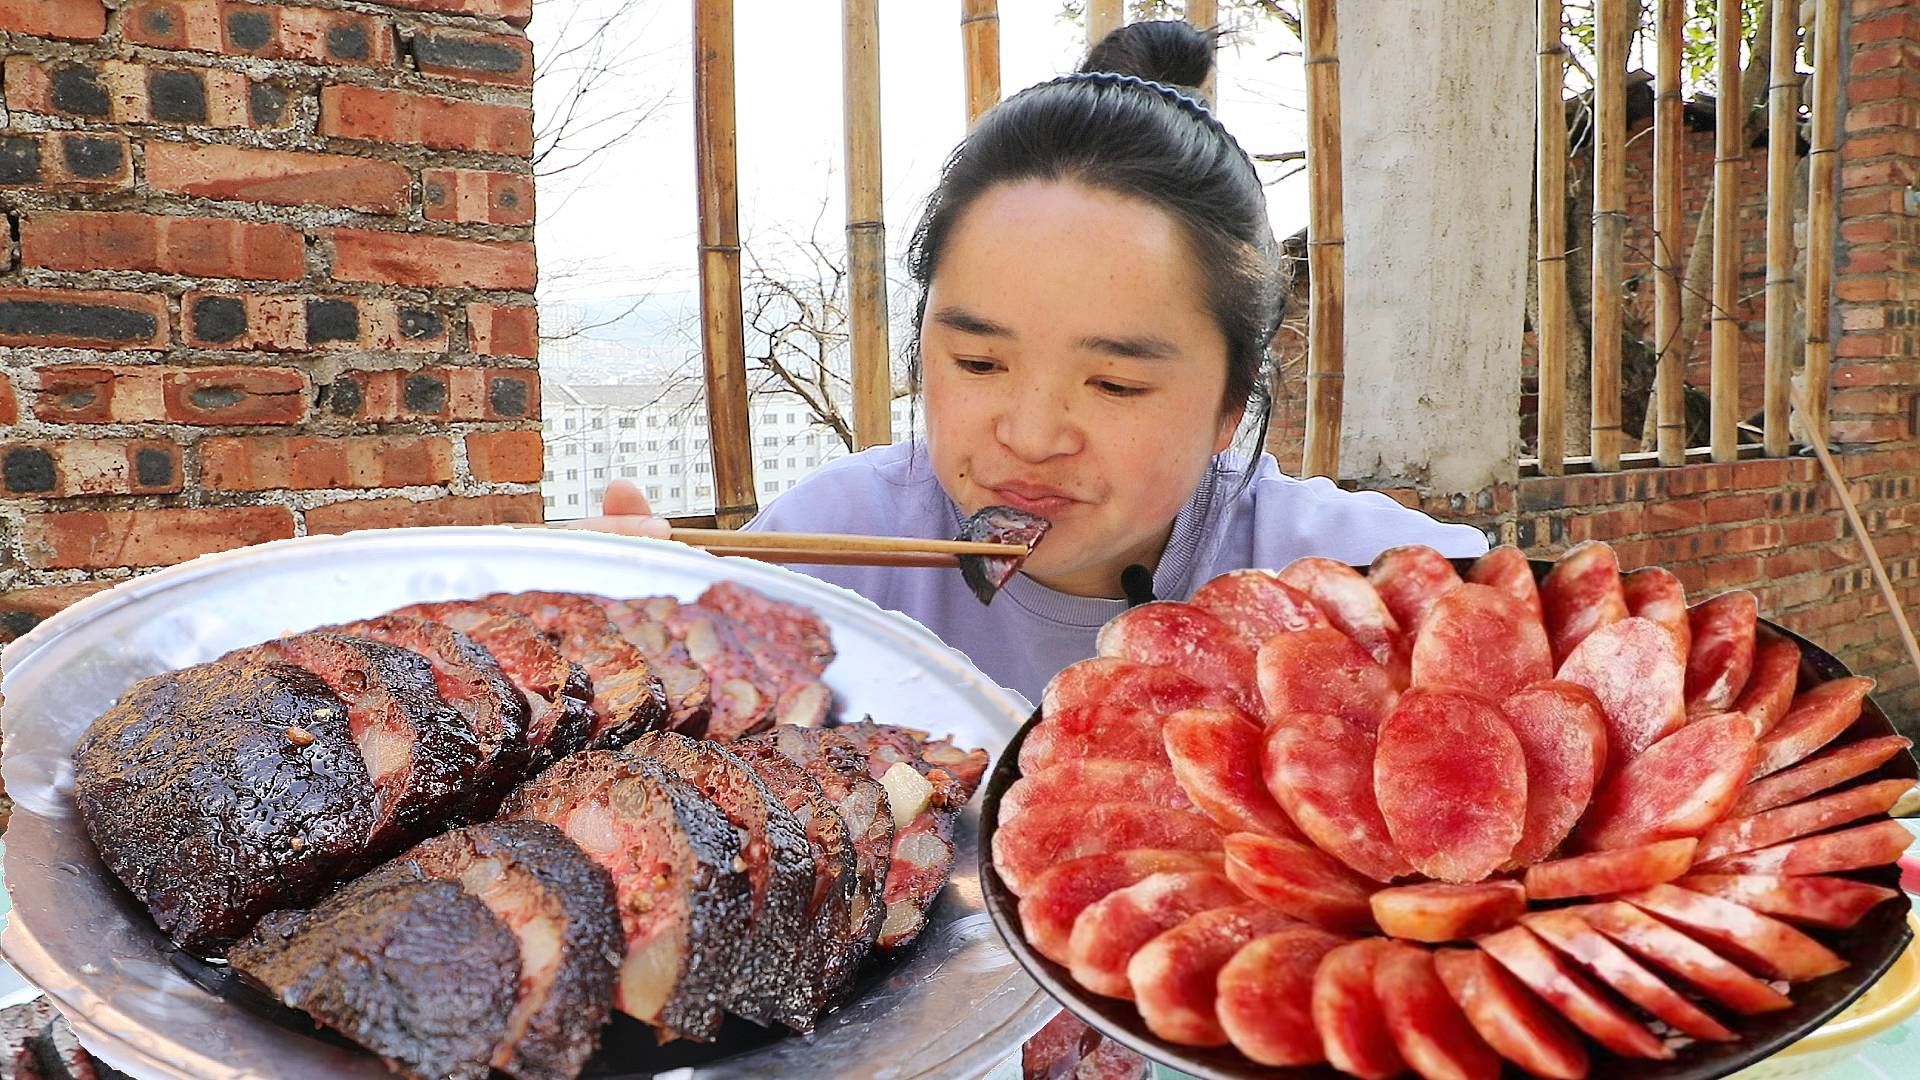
[398, 307, 442, 340]
[50, 65, 109, 118]
[326, 23, 370, 61]
[148, 70, 208, 124]
[57, 389, 97, 412]
[325, 377, 362, 417]
[225, 9, 272, 50]
[189, 385, 247, 410]
[62, 136, 122, 180]
[190, 295, 247, 344]
[497, 187, 519, 209]
[404, 372, 448, 413]
[424, 179, 446, 203]
[413, 33, 525, 76]
[0, 612, 39, 641]
[0, 137, 41, 185]
[0, 299, 159, 343]
[3, 448, 55, 494]
[1515, 517, 1537, 548]
[135, 448, 175, 487]
[489, 375, 528, 417]
[142, 6, 176, 36]
[249, 82, 289, 126]
[306, 298, 359, 343]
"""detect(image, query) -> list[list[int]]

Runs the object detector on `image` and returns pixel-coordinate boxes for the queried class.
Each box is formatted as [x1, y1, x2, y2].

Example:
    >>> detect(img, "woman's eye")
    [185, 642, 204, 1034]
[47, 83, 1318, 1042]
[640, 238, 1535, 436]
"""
[955, 358, 999, 375]
[1094, 380, 1148, 398]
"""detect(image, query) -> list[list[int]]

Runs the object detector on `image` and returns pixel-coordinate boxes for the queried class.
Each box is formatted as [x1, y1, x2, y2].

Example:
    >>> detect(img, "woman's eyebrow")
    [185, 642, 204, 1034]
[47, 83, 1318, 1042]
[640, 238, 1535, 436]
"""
[1077, 333, 1179, 361]
[931, 306, 1014, 338]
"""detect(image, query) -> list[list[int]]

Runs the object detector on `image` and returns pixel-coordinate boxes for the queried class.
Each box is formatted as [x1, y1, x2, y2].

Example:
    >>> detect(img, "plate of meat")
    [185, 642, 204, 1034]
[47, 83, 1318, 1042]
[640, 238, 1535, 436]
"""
[981, 544, 1917, 1080]
[0, 526, 1053, 1080]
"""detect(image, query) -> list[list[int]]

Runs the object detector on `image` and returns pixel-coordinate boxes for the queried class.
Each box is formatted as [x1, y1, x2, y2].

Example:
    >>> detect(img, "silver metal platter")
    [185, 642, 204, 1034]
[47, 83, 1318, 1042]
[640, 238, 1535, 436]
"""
[0, 526, 1056, 1079]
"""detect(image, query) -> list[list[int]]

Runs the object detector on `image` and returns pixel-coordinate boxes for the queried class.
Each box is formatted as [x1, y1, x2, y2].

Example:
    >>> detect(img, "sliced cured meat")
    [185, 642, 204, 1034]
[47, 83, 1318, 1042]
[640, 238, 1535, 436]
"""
[1675, 874, 1902, 930]
[1556, 616, 1688, 770]
[1040, 657, 1235, 717]
[1002, 759, 1192, 823]
[1500, 680, 1609, 865]
[594, 596, 714, 735]
[1374, 689, 1527, 883]
[484, 591, 669, 747]
[1577, 900, 1791, 1013]
[1278, 556, 1407, 684]
[1520, 909, 1736, 1042]
[1752, 677, 1877, 779]
[1065, 870, 1242, 999]
[834, 719, 989, 804]
[1540, 541, 1628, 665]
[1695, 778, 1910, 865]
[956, 504, 1051, 604]
[1622, 566, 1690, 660]
[1624, 884, 1847, 981]
[392, 600, 595, 767]
[1466, 546, 1544, 623]
[1370, 881, 1526, 943]
[1732, 734, 1914, 817]
[1576, 711, 1756, 850]
[1433, 947, 1590, 1080]
[1691, 819, 1914, 876]
[696, 581, 835, 674]
[992, 802, 1223, 897]
[1733, 634, 1802, 737]
[1128, 902, 1306, 1046]
[1215, 927, 1347, 1065]
[1256, 627, 1399, 730]
[662, 601, 780, 739]
[1020, 1014, 1149, 1080]
[1476, 926, 1672, 1059]
[1163, 707, 1301, 839]
[1189, 568, 1331, 650]
[1411, 584, 1553, 703]
[1222, 832, 1376, 933]
[1369, 544, 1462, 635]
[1524, 838, 1697, 900]
[1019, 703, 1169, 774]
[1264, 712, 1410, 882]
[1373, 942, 1504, 1080]
[1017, 850, 1224, 967]
[1312, 938, 1409, 1080]
[1685, 591, 1759, 712]
[1095, 601, 1258, 714]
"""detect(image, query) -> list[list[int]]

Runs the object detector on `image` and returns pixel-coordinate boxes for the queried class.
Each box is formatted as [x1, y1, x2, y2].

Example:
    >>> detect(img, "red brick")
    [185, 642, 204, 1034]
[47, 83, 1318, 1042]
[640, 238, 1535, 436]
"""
[21, 506, 295, 569]
[0, 582, 115, 645]
[410, 27, 533, 87]
[0, 374, 15, 426]
[464, 430, 542, 482]
[1701, 555, 1766, 591]
[1783, 517, 1846, 545]
[182, 292, 449, 352]
[1641, 500, 1705, 532]
[324, 367, 537, 422]
[123, 1, 397, 67]
[304, 493, 542, 534]
[145, 143, 409, 213]
[200, 435, 455, 491]
[21, 212, 304, 281]
[365, 0, 530, 27]
[1832, 388, 1910, 416]
[33, 366, 307, 424]
[423, 169, 534, 225]
[0, 289, 169, 350]
[0, 0, 105, 39]
[0, 440, 182, 497]
[1830, 418, 1912, 443]
[0, 132, 132, 190]
[0, 56, 275, 128]
[467, 303, 537, 357]
[328, 229, 534, 289]
[1702, 493, 1771, 524]
[1835, 275, 1898, 302]
[319, 84, 531, 155]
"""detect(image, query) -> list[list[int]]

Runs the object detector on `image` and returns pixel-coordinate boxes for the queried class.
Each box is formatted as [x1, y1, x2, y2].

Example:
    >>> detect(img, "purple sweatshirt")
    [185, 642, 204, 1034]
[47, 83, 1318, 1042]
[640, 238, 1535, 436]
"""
[744, 440, 1490, 707]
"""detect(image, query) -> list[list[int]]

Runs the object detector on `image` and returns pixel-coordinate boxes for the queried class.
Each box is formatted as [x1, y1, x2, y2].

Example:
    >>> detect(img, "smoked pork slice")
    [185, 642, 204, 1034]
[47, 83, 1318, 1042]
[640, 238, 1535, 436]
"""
[484, 591, 668, 747]
[392, 600, 594, 767]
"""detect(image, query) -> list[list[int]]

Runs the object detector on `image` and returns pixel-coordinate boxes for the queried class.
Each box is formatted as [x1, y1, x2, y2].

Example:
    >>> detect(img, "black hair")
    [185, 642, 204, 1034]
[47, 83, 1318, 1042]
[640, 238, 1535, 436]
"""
[905, 19, 1285, 457]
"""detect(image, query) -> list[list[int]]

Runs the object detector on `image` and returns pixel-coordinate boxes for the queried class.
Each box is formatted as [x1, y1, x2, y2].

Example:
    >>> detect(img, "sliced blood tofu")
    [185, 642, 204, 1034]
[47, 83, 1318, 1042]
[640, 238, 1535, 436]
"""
[1263, 712, 1410, 882]
[1433, 947, 1590, 1079]
[1411, 584, 1553, 702]
[1733, 734, 1914, 816]
[1215, 927, 1347, 1066]
[1128, 902, 1307, 1046]
[1541, 540, 1629, 665]
[1752, 677, 1877, 778]
[1576, 711, 1756, 851]
[1576, 900, 1791, 1013]
[697, 580, 835, 673]
[1096, 601, 1258, 714]
[1021, 1014, 1150, 1080]
[1476, 926, 1672, 1060]
[834, 719, 989, 804]
[1256, 627, 1400, 730]
[484, 591, 669, 747]
[1624, 883, 1847, 981]
[1373, 942, 1504, 1080]
[1466, 546, 1545, 624]
[1520, 909, 1736, 1042]
[594, 596, 714, 735]
[1685, 591, 1759, 712]
[393, 600, 595, 766]
[1675, 874, 1902, 930]
[992, 802, 1222, 896]
[1163, 707, 1301, 839]
[1223, 832, 1377, 933]
[1374, 688, 1527, 883]
[1041, 657, 1236, 716]
[1524, 838, 1698, 899]
[1003, 758, 1192, 823]
[1693, 819, 1914, 876]
[1733, 634, 1802, 737]
[1369, 544, 1462, 635]
[1278, 556, 1408, 684]
[662, 601, 780, 739]
[1370, 881, 1526, 943]
[1189, 568, 1331, 649]
[1556, 616, 1688, 769]
[1501, 680, 1609, 865]
[1312, 938, 1410, 1080]
[1017, 850, 1224, 966]
[1623, 566, 1691, 660]
[1065, 870, 1242, 999]
[1695, 778, 1910, 865]
[498, 751, 751, 1041]
[1020, 703, 1170, 773]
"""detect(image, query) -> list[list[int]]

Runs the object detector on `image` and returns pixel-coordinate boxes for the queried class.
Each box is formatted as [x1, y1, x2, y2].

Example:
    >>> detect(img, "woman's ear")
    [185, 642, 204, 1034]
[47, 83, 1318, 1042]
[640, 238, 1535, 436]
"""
[1213, 404, 1246, 456]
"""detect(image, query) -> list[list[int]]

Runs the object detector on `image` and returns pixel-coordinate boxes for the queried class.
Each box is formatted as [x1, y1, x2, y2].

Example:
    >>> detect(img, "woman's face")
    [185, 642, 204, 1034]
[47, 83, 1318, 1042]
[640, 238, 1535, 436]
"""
[921, 179, 1241, 598]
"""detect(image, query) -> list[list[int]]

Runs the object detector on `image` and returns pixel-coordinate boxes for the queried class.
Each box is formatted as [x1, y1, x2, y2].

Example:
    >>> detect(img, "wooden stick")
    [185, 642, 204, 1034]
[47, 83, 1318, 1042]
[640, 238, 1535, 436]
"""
[1763, 0, 1798, 458]
[693, 0, 756, 529]
[1804, 0, 1840, 447]
[1653, 0, 1686, 465]
[1591, 0, 1626, 472]
[1087, 0, 1121, 50]
[1537, 0, 1569, 474]
[667, 529, 1025, 558]
[1709, 0, 1743, 463]
[844, 0, 892, 450]
[694, 548, 976, 568]
[961, 0, 1000, 124]
[1185, 0, 1218, 104]
[1301, 0, 1346, 480]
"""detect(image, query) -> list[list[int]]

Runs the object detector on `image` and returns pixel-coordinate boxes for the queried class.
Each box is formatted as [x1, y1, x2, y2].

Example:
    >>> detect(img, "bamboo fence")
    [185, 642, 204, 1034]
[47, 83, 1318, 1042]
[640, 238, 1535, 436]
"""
[843, 0, 891, 450]
[1804, 0, 1839, 446]
[962, 0, 999, 124]
[1301, 0, 1346, 480]
[1763, 0, 1799, 457]
[692, 0, 755, 528]
[1653, 0, 1686, 465]
[1591, 0, 1626, 471]
[1537, 0, 1569, 474]
[1709, 0, 1743, 462]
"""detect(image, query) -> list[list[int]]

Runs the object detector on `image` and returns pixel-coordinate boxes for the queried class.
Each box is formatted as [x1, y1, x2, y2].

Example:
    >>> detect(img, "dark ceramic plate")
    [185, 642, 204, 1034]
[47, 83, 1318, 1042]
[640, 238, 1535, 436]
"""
[978, 558, 1917, 1079]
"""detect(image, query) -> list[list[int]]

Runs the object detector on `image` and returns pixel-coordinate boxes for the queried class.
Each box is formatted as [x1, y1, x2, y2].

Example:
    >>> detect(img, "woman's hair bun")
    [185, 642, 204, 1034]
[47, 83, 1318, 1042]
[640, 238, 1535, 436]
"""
[1079, 19, 1216, 94]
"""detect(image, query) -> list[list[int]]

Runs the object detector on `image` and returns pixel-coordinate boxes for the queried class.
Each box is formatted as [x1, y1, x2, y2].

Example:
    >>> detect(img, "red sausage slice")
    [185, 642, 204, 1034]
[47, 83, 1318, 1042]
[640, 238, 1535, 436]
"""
[1278, 557, 1408, 685]
[1374, 689, 1527, 883]
[1695, 778, 1911, 865]
[1189, 569, 1331, 651]
[1001, 758, 1191, 823]
[1312, 938, 1410, 1080]
[1017, 849, 1223, 966]
[1018, 704, 1169, 774]
[1477, 926, 1673, 1060]
[1686, 591, 1759, 712]
[1434, 946, 1591, 1079]
[1523, 838, 1698, 900]
[1163, 708, 1303, 840]
[1223, 832, 1377, 933]
[1623, 884, 1847, 981]
[1411, 584, 1554, 702]
[992, 802, 1223, 896]
[1217, 927, 1348, 1066]
[1066, 870, 1242, 999]
[1500, 680, 1609, 865]
[1691, 819, 1914, 877]
[1370, 881, 1527, 943]
[1575, 712, 1757, 851]
[1128, 903, 1307, 1046]
[1732, 734, 1913, 817]
[1753, 677, 1876, 779]
[1577, 900, 1792, 1013]
[1541, 541, 1629, 665]
[1256, 627, 1400, 731]
[1675, 874, 1903, 930]
[1556, 616, 1688, 770]
[1096, 602, 1258, 715]
[1264, 712, 1411, 882]
[1466, 546, 1544, 623]
[1734, 634, 1801, 737]
[1369, 544, 1462, 636]
[1520, 909, 1737, 1042]
[1623, 565, 1690, 660]
[1041, 657, 1236, 717]
[1374, 943, 1504, 1080]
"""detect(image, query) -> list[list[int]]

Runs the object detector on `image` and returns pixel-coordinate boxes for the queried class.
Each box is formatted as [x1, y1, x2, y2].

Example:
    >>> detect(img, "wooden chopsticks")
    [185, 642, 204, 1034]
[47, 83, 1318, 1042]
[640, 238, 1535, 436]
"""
[522, 522, 1031, 568]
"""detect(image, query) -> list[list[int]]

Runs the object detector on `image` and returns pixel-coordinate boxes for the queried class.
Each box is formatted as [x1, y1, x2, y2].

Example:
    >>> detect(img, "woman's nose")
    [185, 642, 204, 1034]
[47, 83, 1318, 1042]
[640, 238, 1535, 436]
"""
[992, 378, 1082, 462]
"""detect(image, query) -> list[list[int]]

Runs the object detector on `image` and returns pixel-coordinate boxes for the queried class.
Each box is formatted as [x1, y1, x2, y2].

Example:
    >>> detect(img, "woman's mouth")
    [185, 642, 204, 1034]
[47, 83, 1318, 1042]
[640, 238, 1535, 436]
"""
[987, 484, 1078, 516]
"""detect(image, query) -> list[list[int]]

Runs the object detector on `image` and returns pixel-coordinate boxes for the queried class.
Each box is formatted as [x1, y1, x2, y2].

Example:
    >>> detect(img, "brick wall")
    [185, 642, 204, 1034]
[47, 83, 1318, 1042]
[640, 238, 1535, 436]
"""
[0, 0, 544, 644]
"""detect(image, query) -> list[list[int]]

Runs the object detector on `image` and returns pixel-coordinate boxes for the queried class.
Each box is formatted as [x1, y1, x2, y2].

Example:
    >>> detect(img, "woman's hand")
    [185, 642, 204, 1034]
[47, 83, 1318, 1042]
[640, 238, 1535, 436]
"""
[560, 479, 673, 539]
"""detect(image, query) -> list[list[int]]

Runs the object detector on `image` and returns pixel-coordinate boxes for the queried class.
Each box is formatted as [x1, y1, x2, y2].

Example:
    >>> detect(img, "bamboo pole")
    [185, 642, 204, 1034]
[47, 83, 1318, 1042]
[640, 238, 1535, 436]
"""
[961, 0, 999, 124]
[1301, 0, 1345, 480]
[1185, 0, 1218, 103]
[844, 0, 891, 449]
[1804, 0, 1839, 446]
[1537, 0, 1569, 474]
[1653, 0, 1686, 465]
[1709, 0, 1743, 462]
[1088, 0, 1121, 50]
[1762, 0, 1798, 457]
[1591, 0, 1626, 471]
[692, 0, 755, 529]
